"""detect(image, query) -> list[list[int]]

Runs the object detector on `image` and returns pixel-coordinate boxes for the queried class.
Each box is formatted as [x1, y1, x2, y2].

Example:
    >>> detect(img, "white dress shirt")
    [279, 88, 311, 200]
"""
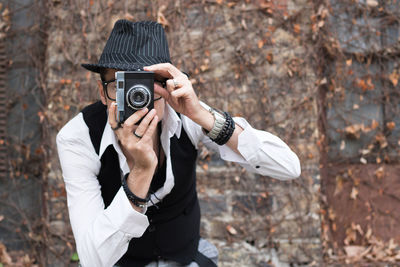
[56, 102, 301, 267]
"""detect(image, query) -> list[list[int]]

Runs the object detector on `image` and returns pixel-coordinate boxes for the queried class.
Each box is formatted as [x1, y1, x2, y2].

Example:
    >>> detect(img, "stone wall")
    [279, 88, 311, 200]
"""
[43, 0, 320, 266]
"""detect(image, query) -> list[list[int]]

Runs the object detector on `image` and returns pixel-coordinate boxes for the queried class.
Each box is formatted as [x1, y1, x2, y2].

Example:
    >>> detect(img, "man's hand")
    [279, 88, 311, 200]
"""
[108, 103, 158, 201]
[109, 103, 159, 171]
[144, 63, 204, 122]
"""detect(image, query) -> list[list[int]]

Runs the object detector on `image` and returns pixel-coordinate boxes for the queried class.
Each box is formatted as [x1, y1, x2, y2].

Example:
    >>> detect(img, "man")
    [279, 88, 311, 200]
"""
[57, 20, 301, 267]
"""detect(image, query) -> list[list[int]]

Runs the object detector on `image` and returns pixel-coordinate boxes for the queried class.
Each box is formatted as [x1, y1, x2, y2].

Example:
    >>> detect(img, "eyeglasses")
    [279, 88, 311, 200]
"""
[101, 78, 165, 101]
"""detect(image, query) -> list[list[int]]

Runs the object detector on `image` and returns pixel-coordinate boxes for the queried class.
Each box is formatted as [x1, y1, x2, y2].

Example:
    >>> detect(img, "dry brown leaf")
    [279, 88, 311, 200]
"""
[375, 133, 388, 149]
[344, 245, 367, 258]
[353, 223, 364, 235]
[226, 225, 237, 235]
[388, 238, 396, 251]
[340, 140, 345, 150]
[367, 0, 379, 7]
[386, 121, 396, 131]
[355, 78, 374, 91]
[241, 19, 247, 30]
[124, 12, 134, 21]
[365, 227, 372, 240]
[258, 40, 264, 48]
[374, 166, 384, 179]
[350, 187, 358, 199]
[389, 71, 399, 86]
[344, 124, 364, 139]
[370, 119, 379, 130]
[328, 208, 336, 220]
[0, 242, 12, 265]
[293, 24, 301, 34]
[334, 176, 343, 196]
[157, 5, 169, 27]
[344, 227, 357, 245]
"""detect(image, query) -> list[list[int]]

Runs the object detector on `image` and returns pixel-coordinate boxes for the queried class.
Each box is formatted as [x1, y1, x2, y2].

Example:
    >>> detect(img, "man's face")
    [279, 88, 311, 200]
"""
[98, 68, 165, 124]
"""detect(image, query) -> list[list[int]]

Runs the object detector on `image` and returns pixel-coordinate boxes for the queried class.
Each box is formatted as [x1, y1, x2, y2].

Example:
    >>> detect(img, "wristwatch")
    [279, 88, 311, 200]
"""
[205, 108, 226, 140]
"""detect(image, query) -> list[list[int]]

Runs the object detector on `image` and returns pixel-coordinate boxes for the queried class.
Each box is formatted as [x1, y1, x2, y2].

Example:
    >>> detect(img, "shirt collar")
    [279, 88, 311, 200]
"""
[98, 103, 182, 159]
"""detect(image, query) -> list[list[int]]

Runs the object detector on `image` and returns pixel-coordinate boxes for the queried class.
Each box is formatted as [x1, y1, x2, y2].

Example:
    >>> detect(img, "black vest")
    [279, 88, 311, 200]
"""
[81, 101, 200, 266]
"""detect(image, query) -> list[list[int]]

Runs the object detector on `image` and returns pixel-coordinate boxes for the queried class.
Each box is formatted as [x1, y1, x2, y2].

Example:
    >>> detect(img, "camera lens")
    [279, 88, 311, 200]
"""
[126, 85, 151, 110]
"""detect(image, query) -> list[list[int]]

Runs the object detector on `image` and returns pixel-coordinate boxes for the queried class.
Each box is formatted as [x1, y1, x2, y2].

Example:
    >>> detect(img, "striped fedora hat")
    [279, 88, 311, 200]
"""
[82, 20, 171, 73]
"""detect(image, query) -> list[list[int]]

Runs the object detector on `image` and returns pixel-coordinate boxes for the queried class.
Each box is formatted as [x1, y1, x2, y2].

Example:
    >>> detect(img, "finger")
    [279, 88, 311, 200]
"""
[123, 108, 149, 131]
[144, 63, 184, 79]
[165, 79, 176, 94]
[171, 87, 188, 98]
[154, 83, 169, 99]
[141, 115, 158, 142]
[134, 109, 157, 137]
[108, 102, 119, 128]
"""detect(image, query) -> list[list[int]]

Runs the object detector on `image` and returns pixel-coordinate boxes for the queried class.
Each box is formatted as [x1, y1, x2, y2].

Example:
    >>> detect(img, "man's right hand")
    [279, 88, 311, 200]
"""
[108, 102, 158, 201]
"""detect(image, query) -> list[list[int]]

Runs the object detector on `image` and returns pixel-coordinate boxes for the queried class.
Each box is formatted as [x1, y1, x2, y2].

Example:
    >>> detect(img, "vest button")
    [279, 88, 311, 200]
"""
[148, 225, 156, 232]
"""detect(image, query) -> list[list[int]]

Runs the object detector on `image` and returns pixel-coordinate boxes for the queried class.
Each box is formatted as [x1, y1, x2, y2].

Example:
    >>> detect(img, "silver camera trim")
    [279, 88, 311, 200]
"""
[116, 72, 125, 123]
[126, 85, 151, 110]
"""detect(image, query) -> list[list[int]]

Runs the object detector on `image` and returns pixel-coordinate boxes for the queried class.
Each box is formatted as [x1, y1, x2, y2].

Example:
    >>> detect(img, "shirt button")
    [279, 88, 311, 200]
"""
[255, 165, 260, 169]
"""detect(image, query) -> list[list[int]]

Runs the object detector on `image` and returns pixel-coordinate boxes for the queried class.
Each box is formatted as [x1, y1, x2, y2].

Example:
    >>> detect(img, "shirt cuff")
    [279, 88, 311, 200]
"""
[235, 118, 263, 167]
[103, 187, 149, 237]
[215, 117, 256, 164]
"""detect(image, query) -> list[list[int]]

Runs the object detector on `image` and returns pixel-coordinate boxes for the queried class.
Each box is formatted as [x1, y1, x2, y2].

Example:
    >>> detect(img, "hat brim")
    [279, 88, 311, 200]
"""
[81, 62, 147, 73]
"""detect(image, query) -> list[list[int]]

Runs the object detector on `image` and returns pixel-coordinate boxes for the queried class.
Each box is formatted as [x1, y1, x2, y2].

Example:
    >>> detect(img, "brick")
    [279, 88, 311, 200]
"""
[199, 195, 227, 217]
[231, 194, 272, 216]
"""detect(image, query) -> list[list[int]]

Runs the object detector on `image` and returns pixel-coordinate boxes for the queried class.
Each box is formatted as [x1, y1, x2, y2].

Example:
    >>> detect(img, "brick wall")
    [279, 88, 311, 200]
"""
[44, 0, 320, 266]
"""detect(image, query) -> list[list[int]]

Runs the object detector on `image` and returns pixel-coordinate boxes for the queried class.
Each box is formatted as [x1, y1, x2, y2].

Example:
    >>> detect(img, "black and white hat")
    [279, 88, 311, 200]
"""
[82, 20, 171, 73]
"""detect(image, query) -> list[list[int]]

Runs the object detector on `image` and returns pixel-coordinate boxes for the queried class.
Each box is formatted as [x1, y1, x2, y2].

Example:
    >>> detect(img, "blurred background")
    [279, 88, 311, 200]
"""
[0, 0, 399, 266]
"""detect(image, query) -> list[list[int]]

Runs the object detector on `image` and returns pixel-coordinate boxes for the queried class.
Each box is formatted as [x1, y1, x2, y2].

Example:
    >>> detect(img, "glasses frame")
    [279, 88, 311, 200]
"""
[102, 78, 117, 101]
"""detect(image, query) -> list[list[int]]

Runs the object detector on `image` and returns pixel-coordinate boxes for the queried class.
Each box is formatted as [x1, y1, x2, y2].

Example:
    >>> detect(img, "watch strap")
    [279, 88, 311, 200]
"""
[206, 108, 226, 140]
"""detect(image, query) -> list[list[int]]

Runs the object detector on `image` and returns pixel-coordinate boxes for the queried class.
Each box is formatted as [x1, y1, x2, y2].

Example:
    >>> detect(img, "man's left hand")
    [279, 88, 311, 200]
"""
[144, 63, 203, 122]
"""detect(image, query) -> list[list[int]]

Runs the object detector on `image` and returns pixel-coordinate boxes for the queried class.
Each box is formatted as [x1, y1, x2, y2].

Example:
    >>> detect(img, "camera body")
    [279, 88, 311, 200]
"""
[115, 71, 154, 123]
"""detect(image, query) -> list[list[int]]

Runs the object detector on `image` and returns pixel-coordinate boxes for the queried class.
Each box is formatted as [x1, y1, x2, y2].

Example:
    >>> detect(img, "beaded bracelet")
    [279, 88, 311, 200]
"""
[121, 172, 149, 210]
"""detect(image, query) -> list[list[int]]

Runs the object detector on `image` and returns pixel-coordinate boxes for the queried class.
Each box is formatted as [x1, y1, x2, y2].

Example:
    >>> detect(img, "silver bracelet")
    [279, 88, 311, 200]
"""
[205, 108, 226, 140]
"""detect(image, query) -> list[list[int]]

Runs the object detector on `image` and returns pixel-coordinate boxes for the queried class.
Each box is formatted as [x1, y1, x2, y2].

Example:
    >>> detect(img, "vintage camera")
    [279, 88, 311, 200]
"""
[115, 71, 154, 123]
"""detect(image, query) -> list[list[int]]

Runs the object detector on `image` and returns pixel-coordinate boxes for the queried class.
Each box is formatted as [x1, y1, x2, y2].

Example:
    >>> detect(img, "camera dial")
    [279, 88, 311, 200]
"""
[126, 85, 152, 110]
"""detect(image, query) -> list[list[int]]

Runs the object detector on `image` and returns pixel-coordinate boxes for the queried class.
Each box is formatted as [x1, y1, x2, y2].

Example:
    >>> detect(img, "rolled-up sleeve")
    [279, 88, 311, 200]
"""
[182, 114, 301, 180]
[56, 113, 149, 267]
